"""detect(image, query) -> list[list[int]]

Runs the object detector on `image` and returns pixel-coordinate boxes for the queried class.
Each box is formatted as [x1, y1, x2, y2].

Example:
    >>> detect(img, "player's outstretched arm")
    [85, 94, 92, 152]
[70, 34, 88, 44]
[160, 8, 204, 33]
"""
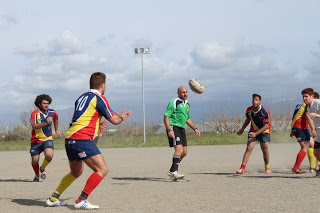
[237, 117, 250, 135]
[108, 108, 132, 125]
[186, 119, 200, 136]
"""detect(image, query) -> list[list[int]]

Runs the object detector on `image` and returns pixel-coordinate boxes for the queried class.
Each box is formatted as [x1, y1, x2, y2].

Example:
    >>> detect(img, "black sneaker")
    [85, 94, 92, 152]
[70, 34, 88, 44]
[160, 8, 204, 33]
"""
[316, 169, 320, 177]
[33, 176, 40, 182]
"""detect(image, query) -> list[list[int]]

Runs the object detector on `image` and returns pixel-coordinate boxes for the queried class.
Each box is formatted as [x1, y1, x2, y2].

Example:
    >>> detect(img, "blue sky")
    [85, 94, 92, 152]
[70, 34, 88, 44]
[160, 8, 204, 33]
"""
[1, 0, 320, 123]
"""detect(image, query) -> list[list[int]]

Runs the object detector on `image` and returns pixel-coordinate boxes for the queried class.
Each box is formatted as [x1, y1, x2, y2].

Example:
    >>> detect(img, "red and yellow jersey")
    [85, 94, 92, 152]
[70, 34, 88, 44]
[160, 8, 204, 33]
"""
[291, 102, 309, 129]
[65, 89, 115, 140]
[246, 105, 271, 133]
[30, 109, 58, 143]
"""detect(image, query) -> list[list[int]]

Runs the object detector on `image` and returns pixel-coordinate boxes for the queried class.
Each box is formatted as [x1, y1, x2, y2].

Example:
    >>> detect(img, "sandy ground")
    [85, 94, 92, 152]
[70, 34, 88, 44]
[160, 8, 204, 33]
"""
[0, 143, 319, 213]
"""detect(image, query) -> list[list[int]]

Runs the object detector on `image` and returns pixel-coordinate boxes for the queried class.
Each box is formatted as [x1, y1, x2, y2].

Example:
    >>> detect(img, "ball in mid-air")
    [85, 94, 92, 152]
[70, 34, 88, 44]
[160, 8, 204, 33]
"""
[188, 78, 204, 94]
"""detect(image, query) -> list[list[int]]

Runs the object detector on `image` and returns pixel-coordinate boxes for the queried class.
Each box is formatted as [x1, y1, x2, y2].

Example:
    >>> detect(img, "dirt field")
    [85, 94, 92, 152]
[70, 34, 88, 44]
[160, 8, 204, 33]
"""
[0, 143, 319, 213]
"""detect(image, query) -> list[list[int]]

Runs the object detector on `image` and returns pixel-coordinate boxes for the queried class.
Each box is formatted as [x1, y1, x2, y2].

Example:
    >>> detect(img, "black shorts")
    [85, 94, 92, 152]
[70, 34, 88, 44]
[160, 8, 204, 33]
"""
[167, 126, 187, 147]
[314, 141, 320, 149]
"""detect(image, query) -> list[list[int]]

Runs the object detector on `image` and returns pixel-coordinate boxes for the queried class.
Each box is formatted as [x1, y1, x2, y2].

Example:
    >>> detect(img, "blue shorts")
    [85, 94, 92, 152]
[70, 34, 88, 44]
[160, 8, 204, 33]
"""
[30, 140, 54, 156]
[292, 128, 311, 142]
[65, 139, 101, 161]
[248, 131, 270, 143]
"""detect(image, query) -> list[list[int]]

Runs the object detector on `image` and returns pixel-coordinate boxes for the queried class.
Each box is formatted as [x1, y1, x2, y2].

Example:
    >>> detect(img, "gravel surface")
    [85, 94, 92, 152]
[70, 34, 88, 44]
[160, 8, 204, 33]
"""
[0, 143, 318, 213]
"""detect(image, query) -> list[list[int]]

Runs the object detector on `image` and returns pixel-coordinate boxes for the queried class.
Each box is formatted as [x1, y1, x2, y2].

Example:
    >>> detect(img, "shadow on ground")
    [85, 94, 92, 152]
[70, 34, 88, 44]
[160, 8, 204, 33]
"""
[11, 198, 46, 207]
[112, 177, 170, 182]
[189, 172, 315, 179]
[0, 179, 32, 182]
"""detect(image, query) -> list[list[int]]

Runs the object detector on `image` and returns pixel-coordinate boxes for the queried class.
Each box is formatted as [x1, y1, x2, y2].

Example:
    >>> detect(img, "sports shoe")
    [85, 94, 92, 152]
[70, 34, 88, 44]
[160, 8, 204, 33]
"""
[46, 198, 68, 207]
[167, 171, 184, 180]
[292, 168, 303, 174]
[316, 165, 320, 171]
[265, 168, 272, 174]
[316, 169, 320, 177]
[40, 168, 46, 180]
[310, 168, 316, 173]
[236, 168, 245, 175]
[33, 175, 40, 182]
[74, 200, 99, 209]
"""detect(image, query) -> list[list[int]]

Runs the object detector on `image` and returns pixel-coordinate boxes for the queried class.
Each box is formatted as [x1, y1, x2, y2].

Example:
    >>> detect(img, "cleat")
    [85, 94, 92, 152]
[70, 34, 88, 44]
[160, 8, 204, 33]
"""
[310, 168, 316, 173]
[316, 169, 320, 177]
[176, 171, 184, 179]
[292, 168, 303, 174]
[316, 165, 320, 171]
[74, 200, 99, 209]
[46, 198, 68, 207]
[40, 168, 46, 180]
[168, 171, 184, 181]
[265, 168, 272, 174]
[33, 176, 40, 182]
[236, 168, 245, 175]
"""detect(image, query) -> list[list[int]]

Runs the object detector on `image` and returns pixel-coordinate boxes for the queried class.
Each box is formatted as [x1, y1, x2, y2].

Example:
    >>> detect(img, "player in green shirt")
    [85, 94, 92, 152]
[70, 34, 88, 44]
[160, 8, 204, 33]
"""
[164, 86, 201, 180]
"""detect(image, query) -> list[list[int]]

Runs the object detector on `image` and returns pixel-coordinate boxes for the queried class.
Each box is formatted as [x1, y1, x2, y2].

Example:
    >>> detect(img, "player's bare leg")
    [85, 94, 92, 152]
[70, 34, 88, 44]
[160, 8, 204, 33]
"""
[180, 146, 187, 160]
[40, 148, 54, 179]
[236, 138, 256, 174]
[260, 142, 271, 173]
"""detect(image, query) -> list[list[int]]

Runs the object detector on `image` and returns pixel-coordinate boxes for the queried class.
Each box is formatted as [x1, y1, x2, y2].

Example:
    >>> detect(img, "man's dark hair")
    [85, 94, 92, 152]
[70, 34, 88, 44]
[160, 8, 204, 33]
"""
[34, 94, 52, 108]
[314, 92, 319, 99]
[252, 93, 261, 100]
[90, 72, 106, 89]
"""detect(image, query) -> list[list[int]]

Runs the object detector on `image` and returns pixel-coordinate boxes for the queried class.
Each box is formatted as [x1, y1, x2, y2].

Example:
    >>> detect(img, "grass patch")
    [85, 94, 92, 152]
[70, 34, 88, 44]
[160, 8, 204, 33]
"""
[0, 131, 294, 151]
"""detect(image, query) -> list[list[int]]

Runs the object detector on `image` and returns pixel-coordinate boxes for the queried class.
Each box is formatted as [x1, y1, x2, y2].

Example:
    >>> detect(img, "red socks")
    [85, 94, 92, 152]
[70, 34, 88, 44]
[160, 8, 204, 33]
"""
[76, 173, 103, 203]
[32, 163, 39, 176]
[240, 164, 246, 170]
[293, 150, 307, 170]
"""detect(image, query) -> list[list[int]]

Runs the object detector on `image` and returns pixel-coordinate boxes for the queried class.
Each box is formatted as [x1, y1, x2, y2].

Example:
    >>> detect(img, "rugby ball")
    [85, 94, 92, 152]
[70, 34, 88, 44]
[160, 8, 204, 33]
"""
[188, 78, 204, 94]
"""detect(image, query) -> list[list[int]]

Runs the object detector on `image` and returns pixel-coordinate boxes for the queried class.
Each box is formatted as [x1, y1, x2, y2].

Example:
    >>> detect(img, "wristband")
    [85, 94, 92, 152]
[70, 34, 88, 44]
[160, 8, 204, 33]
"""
[119, 116, 124, 121]
[166, 129, 173, 133]
[194, 127, 198, 131]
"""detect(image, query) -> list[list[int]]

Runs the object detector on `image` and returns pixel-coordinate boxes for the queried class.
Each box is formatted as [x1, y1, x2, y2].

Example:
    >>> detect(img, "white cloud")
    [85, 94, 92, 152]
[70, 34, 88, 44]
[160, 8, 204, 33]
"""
[48, 30, 83, 55]
[0, 14, 17, 28]
[33, 63, 62, 74]
[191, 41, 235, 69]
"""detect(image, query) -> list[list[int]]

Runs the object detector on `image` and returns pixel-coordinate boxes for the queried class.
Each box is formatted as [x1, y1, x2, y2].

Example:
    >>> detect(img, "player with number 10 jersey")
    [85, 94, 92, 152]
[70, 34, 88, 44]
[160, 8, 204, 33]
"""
[65, 90, 115, 141]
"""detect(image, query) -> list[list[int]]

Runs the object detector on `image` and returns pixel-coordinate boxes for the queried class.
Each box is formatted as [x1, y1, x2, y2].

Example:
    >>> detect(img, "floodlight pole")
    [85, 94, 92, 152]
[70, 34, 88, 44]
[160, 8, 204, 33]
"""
[135, 48, 149, 144]
[141, 53, 146, 145]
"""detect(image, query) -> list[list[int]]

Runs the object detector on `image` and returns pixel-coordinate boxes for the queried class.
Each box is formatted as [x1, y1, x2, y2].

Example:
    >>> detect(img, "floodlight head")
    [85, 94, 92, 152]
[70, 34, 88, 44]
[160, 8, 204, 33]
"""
[134, 48, 139, 54]
[144, 48, 150, 54]
[139, 48, 144, 53]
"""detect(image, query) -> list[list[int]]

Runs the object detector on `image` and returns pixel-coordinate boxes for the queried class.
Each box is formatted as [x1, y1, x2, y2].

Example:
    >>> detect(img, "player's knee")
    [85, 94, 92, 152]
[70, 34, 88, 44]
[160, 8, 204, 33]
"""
[181, 152, 187, 158]
[102, 167, 108, 177]
[45, 156, 53, 162]
[31, 158, 39, 165]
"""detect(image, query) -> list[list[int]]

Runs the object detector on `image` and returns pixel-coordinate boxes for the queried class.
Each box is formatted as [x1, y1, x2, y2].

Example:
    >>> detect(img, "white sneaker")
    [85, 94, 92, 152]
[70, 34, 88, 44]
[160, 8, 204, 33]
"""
[168, 171, 184, 180]
[74, 200, 99, 209]
[46, 198, 68, 207]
